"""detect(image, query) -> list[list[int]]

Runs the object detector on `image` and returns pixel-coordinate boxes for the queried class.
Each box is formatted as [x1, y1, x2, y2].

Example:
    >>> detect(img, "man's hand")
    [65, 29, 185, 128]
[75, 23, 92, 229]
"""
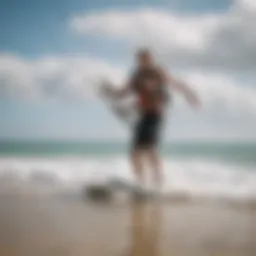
[185, 90, 201, 109]
[100, 80, 131, 100]
[165, 72, 201, 109]
[100, 81, 116, 99]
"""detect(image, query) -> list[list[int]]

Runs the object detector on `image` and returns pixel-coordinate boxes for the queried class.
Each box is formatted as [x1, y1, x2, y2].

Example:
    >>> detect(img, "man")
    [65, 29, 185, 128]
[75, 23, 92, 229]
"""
[104, 49, 200, 195]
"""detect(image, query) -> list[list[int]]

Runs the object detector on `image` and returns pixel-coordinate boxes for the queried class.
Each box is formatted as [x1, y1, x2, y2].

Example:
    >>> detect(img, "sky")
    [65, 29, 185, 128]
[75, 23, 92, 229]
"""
[0, 0, 256, 141]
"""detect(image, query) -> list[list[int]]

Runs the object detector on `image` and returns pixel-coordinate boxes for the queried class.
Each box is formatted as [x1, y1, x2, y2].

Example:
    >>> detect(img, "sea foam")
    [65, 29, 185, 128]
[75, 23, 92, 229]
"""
[0, 156, 255, 200]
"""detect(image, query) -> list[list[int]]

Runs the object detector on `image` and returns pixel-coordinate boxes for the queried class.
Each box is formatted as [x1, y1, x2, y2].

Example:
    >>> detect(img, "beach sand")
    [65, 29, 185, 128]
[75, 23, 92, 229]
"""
[0, 184, 255, 256]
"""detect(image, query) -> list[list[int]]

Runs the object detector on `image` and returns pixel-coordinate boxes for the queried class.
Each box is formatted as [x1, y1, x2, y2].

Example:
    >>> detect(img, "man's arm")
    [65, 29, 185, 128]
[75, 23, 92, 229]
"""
[101, 81, 132, 99]
[114, 84, 132, 98]
[161, 70, 200, 108]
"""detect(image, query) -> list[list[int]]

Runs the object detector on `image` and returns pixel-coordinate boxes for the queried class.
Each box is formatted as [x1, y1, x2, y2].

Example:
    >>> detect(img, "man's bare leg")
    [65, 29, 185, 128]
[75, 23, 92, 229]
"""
[130, 148, 145, 186]
[146, 147, 163, 191]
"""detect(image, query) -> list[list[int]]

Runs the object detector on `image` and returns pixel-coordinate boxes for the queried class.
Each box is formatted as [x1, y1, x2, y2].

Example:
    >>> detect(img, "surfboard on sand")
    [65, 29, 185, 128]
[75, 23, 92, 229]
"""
[83, 177, 158, 202]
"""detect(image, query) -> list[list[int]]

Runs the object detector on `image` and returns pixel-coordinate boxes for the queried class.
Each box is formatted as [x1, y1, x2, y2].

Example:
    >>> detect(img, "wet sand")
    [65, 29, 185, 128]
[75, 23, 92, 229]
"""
[0, 187, 255, 256]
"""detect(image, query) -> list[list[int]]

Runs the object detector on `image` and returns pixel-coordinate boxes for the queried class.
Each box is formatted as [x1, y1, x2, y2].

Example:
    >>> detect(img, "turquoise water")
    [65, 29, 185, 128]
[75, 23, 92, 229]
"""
[0, 141, 256, 167]
[0, 141, 255, 198]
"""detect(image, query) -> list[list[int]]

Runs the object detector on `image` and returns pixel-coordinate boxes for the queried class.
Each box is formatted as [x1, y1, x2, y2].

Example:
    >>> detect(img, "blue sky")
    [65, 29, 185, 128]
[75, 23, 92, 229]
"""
[1, 0, 256, 141]
[0, 0, 231, 56]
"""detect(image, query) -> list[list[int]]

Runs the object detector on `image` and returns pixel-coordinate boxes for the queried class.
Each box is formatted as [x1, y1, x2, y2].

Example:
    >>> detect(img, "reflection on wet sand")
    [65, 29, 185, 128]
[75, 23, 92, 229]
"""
[0, 189, 254, 256]
[128, 202, 162, 256]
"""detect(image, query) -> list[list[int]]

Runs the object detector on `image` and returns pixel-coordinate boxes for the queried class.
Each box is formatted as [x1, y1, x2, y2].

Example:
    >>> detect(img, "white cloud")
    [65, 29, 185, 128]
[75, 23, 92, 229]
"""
[71, 0, 256, 70]
[71, 9, 218, 54]
[1, 54, 256, 115]
[237, 0, 256, 10]
[179, 71, 256, 113]
[0, 54, 125, 101]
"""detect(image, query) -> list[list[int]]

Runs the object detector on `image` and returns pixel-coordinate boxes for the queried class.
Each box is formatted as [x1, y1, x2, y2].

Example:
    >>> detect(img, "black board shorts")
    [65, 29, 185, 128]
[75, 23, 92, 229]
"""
[132, 112, 162, 149]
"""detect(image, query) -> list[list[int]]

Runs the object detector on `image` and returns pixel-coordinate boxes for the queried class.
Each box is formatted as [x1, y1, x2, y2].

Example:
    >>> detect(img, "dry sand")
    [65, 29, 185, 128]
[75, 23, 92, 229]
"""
[0, 185, 255, 256]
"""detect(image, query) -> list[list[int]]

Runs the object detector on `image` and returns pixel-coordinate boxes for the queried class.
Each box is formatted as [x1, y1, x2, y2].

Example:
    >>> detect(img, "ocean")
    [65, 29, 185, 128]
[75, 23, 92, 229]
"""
[0, 141, 255, 200]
